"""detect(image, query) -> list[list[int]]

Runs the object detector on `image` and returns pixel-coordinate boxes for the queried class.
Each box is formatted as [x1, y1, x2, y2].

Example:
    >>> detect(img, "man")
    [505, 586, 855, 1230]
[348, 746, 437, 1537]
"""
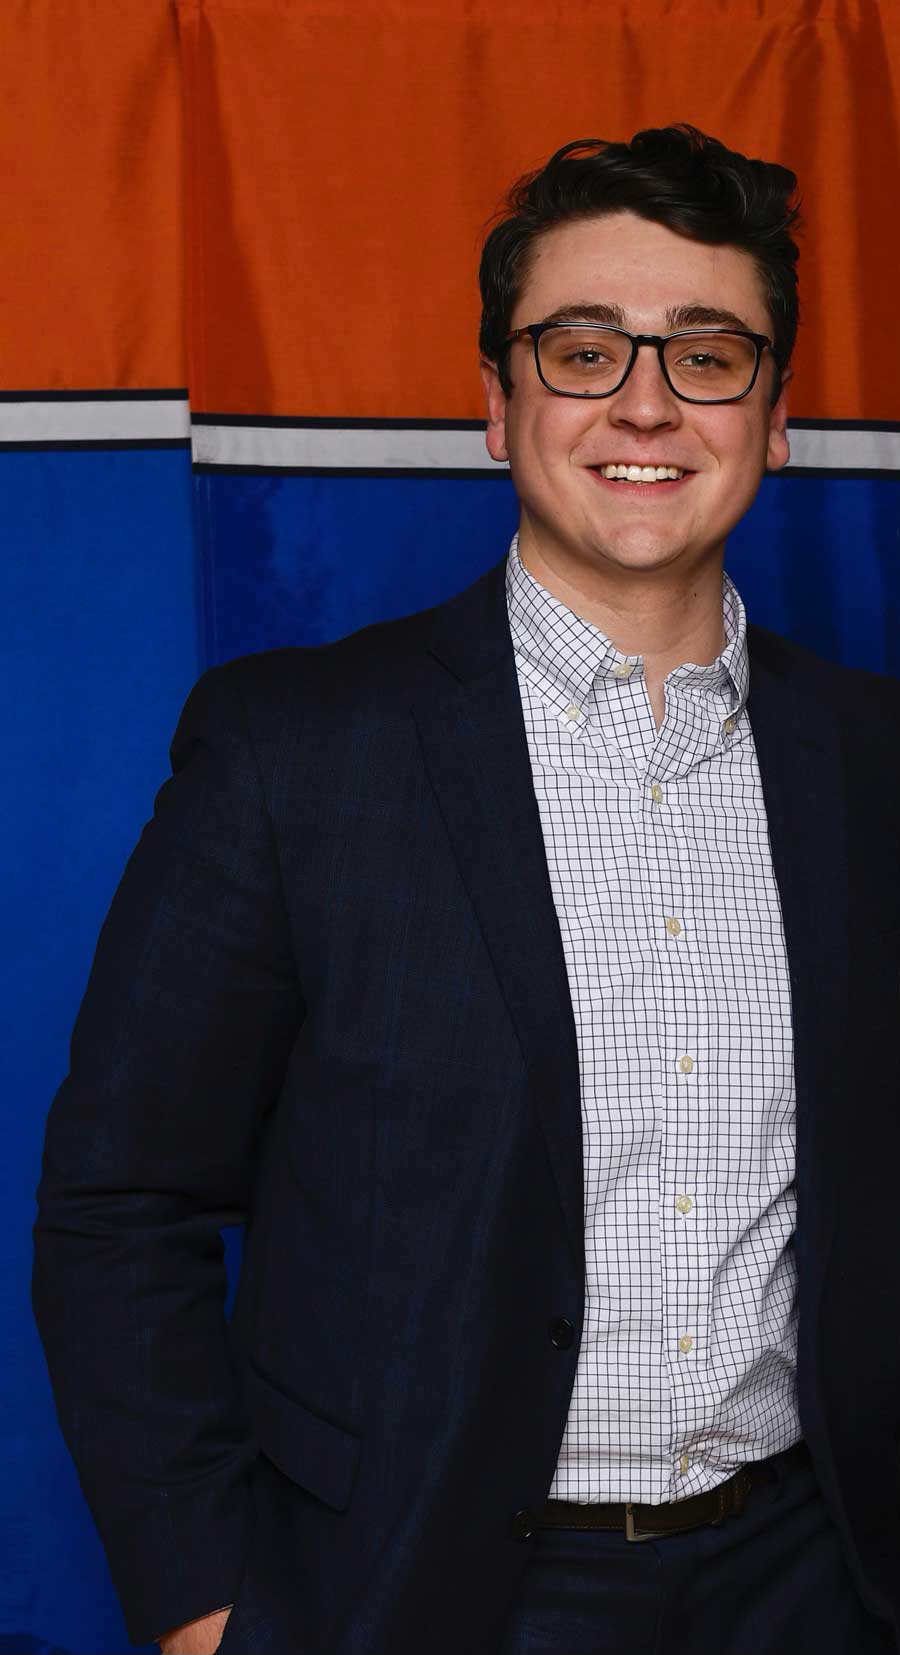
[33, 126, 900, 1654]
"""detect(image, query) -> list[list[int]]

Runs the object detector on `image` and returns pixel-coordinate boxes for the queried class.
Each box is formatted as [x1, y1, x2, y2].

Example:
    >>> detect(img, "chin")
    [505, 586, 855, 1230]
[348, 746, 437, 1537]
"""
[591, 532, 687, 568]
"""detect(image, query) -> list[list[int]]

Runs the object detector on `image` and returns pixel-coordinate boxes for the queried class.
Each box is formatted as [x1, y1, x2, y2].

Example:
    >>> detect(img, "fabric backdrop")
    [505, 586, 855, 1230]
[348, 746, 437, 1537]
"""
[3, 1, 899, 1649]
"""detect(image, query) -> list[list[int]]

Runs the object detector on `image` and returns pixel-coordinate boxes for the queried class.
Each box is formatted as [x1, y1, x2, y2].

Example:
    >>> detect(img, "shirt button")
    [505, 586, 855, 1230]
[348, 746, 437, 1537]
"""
[565, 703, 582, 721]
[651, 783, 664, 804]
[679, 1334, 694, 1354]
[665, 917, 682, 936]
[549, 1316, 575, 1350]
[724, 717, 736, 734]
[675, 1194, 693, 1214]
[612, 662, 633, 678]
[679, 1453, 691, 1473]
[678, 1055, 694, 1074]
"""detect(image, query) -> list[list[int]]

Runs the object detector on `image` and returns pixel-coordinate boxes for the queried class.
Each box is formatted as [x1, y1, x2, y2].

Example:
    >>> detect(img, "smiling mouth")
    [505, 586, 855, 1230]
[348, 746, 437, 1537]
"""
[591, 463, 690, 484]
[586, 466, 695, 498]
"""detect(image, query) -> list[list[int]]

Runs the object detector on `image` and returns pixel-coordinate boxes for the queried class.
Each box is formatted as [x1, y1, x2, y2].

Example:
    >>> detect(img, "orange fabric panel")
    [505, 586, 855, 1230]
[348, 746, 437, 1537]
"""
[6, 0, 898, 415]
[177, 0, 900, 420]
[2, 0, 185, 391]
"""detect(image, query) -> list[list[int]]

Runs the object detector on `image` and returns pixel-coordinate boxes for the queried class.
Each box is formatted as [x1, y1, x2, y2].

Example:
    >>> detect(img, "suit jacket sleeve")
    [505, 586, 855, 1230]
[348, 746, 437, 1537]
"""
[31, 660, 304, 1646]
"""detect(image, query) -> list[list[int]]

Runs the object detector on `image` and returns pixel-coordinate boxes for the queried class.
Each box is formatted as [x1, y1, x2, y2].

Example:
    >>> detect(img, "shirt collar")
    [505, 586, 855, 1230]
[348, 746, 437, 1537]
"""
[505, 533, 749, 715]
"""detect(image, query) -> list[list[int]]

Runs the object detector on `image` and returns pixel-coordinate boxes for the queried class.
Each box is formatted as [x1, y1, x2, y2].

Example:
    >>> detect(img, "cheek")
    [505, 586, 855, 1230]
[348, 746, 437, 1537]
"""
[703, 411, 768, 481]
[508, 401, 600, 470]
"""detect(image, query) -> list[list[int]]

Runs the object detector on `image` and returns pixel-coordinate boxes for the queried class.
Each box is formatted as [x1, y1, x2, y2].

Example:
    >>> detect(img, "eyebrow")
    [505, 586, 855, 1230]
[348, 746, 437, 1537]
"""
[535, 301, 756, 333]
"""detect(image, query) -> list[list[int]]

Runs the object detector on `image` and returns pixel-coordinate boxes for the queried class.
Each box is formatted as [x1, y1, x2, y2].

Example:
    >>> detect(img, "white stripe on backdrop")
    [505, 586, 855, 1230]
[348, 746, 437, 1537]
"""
[3, 399, 900, 473]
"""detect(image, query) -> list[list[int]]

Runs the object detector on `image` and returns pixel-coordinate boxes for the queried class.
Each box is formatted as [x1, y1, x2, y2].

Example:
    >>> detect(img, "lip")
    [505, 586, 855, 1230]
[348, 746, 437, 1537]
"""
[586, 466, 695, 497]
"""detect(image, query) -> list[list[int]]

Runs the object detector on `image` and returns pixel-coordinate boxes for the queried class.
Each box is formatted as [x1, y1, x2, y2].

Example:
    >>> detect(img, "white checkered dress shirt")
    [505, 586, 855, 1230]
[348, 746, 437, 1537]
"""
[505, 534, 803, 1506]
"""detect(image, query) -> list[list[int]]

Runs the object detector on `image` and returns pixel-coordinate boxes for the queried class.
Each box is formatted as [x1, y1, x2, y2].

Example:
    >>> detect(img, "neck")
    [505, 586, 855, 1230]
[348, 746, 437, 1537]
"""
[516, 530, 727, 681]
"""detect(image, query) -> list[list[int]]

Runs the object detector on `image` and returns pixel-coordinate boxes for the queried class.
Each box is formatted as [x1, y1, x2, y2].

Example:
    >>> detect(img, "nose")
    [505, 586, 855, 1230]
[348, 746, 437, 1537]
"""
[608, 342, 681, 430]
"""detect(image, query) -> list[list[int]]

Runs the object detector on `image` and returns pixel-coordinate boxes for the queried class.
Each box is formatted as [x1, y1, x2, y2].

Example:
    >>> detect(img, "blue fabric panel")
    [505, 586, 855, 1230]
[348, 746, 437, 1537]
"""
[196, 472, 520, 662]
[197, 472, 900, 676]
[4, 449, 199, 1654]
[10, 456, 898, 1654]
[727, 474, 900, 673]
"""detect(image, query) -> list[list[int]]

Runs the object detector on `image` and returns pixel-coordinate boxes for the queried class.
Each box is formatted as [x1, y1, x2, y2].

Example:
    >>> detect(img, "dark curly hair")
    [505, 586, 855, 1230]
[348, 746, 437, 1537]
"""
[479, 125, 802, 400]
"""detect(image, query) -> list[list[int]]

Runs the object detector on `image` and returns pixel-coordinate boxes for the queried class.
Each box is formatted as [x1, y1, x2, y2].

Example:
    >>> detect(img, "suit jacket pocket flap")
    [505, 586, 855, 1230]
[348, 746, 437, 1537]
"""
[243, 1357, 362, 1512]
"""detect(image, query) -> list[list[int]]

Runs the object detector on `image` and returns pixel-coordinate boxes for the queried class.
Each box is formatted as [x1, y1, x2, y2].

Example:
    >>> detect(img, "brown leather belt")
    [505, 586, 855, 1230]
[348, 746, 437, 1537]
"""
[536, 1440, 811, 1542]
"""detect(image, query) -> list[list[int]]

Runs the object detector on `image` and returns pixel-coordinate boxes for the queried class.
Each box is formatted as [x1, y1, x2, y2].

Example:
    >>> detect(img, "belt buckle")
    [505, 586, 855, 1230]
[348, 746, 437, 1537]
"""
[624, 1503, 668, 1543]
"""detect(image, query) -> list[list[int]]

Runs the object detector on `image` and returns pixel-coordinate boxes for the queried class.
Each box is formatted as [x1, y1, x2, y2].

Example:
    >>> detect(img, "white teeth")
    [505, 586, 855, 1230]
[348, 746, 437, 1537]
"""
[600, 463, 685, 483]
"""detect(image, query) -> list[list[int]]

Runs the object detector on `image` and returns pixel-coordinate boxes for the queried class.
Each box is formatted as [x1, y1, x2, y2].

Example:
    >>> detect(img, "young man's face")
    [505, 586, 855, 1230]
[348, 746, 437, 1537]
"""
[481, 211, 791, 582]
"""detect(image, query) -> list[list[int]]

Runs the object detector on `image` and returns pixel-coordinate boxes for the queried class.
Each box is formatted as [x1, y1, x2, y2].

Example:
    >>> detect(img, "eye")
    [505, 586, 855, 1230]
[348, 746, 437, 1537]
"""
[566, 346, 620, 375]
[678, 350, 726, 371]
[566, 346, 612, 365]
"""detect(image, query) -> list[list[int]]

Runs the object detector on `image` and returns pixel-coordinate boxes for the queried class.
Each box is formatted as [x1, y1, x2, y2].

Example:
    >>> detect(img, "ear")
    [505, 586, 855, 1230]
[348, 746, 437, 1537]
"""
[765, 365, 792, 474]
[479, 356, 510, 463]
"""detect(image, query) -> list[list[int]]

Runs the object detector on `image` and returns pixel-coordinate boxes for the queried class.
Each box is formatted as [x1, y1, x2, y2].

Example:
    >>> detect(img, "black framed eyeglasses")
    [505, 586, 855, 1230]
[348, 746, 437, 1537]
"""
[503, 322, 778, 404]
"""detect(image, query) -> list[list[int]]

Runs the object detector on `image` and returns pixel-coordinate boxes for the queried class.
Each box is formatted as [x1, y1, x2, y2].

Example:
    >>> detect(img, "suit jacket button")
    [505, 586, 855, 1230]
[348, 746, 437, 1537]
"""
[511, 1509, 534, 1540]
[549, 1316, 575, 1349]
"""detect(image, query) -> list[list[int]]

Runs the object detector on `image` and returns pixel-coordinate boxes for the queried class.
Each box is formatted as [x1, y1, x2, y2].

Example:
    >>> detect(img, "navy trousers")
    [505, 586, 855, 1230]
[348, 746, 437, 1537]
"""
[499, 1444, 897, 1655]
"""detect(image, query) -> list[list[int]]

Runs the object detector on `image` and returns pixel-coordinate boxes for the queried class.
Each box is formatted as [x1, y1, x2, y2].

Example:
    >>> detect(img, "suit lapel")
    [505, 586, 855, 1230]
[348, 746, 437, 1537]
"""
[412, 559, 585, 1268]
[746, 629, 848, 1278]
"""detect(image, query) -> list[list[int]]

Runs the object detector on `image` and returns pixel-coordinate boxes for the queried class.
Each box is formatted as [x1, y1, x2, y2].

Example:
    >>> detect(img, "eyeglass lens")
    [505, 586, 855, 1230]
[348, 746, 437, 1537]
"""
[537, 327, 758, 400]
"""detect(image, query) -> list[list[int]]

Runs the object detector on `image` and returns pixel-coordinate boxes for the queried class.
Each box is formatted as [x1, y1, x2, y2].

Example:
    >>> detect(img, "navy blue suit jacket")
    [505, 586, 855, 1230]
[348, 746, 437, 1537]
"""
[33, 554, 900, 1652]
